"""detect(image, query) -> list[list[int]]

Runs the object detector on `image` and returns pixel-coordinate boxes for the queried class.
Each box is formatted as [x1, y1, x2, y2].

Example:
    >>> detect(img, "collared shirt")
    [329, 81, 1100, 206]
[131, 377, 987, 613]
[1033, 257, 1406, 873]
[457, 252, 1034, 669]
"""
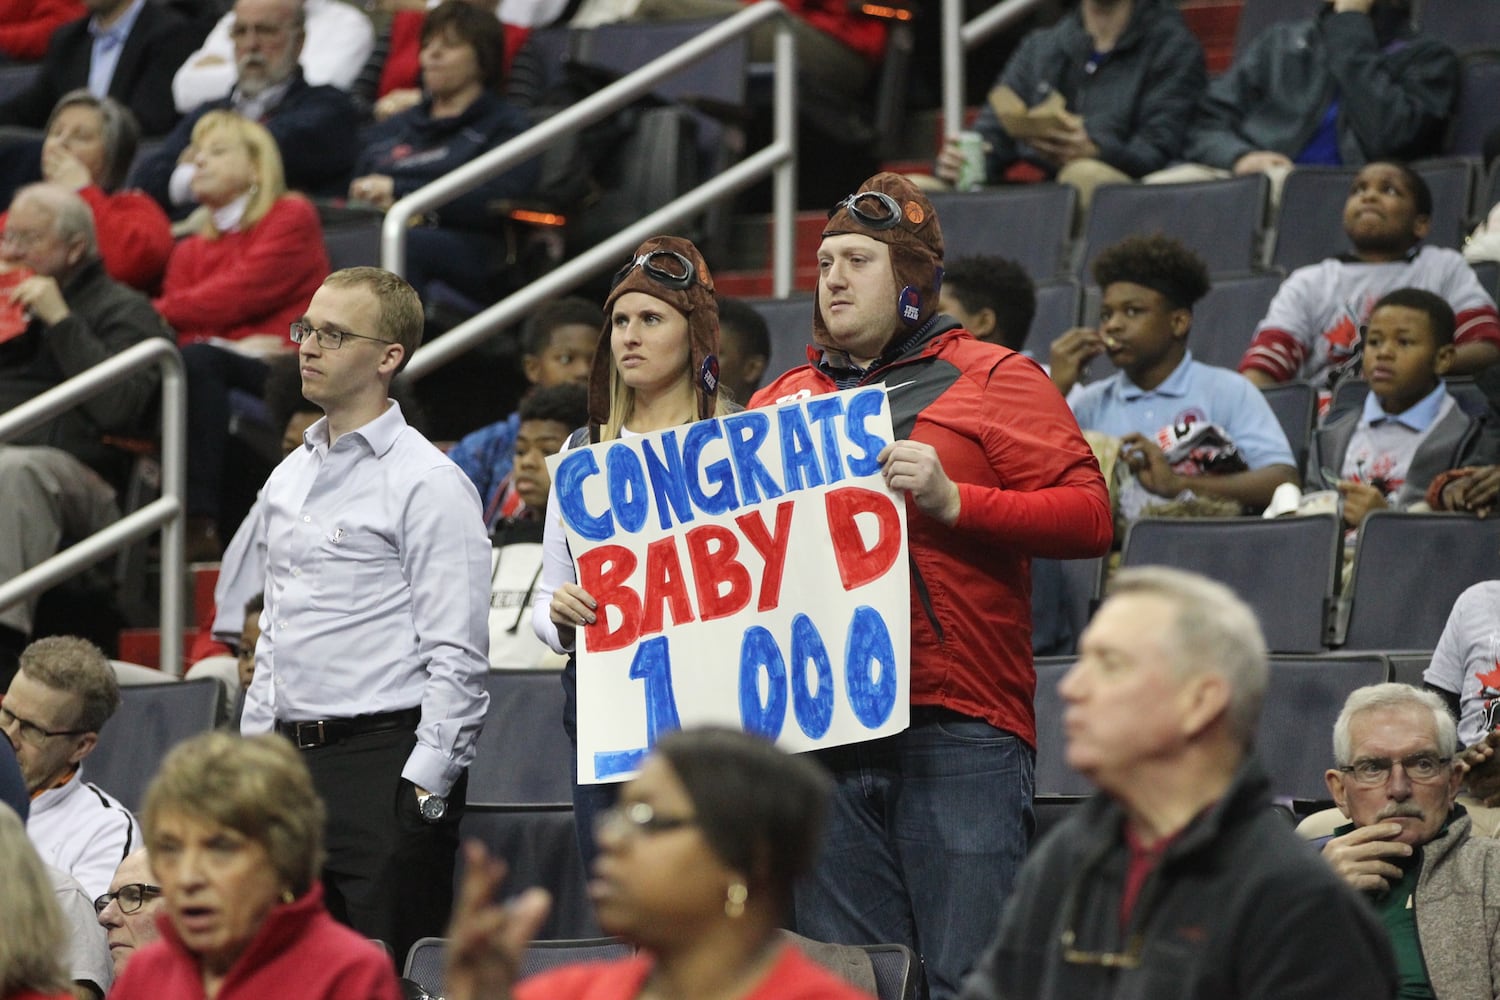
[1361, 379, 1449, 432]
[87, 0, 146, 98]
[1343, 382, 1454, 495]
[1069, 352, 1295, 470]
[232, 75, 295, 124]
[241, 401, 491, 797]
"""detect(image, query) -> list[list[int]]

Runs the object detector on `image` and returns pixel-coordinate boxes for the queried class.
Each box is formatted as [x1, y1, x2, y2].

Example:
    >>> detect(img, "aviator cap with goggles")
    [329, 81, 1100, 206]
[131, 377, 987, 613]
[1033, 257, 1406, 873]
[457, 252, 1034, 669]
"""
[591, 235, 721, 439]
[817, 172, 945, 340]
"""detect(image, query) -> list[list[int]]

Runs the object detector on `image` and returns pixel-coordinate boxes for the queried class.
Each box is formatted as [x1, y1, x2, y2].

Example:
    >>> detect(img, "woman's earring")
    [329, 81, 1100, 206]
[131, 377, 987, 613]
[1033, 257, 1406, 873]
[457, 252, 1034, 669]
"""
[725, 882, 747, 919]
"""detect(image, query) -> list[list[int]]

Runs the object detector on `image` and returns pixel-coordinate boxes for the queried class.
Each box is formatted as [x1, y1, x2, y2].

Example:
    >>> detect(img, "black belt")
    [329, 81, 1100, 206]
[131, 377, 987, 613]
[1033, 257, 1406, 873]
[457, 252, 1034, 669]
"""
[275, 708, 421, 749]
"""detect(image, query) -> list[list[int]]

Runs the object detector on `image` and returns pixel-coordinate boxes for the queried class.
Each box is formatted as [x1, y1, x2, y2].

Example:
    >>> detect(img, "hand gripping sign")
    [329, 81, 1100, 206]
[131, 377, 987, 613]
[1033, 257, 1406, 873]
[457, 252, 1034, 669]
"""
[549, 386, 911, 783]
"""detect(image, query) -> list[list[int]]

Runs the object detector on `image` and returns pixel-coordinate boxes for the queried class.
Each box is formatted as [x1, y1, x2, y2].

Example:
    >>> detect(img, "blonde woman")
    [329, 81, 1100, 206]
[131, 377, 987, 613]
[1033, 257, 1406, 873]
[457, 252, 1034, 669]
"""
[155, 112, 331, 559]
[531, 236, 731, 868]
[153, 111, 327, 350]
[0, 803, 72, 1000]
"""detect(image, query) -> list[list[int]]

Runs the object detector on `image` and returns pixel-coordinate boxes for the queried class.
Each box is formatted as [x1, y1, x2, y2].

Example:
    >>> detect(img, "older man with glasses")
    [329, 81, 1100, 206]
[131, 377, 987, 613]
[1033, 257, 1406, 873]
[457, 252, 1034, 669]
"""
[959, 567, 1398, 1000]
[1, 635, 139, 901]
[1317, 683, 1500, 999]
[129, 0, 360, 212]
[94, 848, 162, 978]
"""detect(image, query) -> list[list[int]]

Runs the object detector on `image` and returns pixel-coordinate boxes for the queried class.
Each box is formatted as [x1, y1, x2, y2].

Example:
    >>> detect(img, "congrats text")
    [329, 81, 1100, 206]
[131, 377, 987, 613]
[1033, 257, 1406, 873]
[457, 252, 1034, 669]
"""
[550, 387, 912, 783]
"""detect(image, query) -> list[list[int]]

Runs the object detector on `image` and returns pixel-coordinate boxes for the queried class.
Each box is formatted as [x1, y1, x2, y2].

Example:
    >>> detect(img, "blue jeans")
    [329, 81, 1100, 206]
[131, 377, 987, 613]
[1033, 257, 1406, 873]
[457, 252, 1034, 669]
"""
[794, 708, 1035, 1000]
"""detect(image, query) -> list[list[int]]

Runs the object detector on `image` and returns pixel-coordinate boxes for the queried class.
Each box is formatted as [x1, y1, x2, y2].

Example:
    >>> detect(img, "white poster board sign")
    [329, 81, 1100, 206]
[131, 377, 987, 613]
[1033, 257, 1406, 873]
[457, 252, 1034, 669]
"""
[548, 386, 911, 783]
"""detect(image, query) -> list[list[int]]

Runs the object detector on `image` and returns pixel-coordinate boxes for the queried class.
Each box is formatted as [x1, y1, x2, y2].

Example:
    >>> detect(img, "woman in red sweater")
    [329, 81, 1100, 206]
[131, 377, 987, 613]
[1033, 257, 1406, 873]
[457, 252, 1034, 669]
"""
[0, 91, 174, 293]
[156, 111, 329, 560]
[109, 734, 402, 1000]
[155, 111, 328, 349]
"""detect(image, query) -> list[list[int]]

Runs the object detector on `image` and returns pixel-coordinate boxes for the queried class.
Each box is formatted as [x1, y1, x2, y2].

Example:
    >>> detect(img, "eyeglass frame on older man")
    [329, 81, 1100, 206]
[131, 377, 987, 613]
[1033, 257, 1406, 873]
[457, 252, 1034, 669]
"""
[1336, 752, 1453, 786]
[289, 320, 393, 351]
[93, 882, 163, 916]
[0, 704, 91, 747]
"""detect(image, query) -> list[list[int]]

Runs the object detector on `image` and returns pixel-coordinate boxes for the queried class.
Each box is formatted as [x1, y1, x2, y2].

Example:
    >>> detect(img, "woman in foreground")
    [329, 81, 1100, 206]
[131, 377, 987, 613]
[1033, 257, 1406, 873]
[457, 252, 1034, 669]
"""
[109, 733, 401, 999]
[444, 727, 876, 1000]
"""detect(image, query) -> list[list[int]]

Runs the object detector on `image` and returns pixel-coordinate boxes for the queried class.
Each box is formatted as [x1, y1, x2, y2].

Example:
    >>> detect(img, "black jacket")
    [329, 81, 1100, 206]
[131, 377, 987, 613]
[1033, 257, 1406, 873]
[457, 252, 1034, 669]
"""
[0, 3, 206, 136]
[972, 0, 1206, 179]
[1186, 6, 1458, 169]
[960, 758, 1397, 1000]
[354, 91, 539, 232]
[0, 258, 171, 483]
[129, 68, 359, 209]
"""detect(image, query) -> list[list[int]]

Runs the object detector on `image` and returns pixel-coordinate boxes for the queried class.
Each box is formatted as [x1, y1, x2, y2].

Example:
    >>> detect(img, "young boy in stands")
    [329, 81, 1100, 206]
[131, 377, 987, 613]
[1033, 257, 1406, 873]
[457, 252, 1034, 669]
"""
[1305, 288, 1484, 528]
[937, 254, 1037, 352]
[1055, 234, 1299, 519]
[446, 296, 600, 529]
[1241, 161, 1500, 390]
[487, 381, 587, 669]
[715, 297, 771, 404]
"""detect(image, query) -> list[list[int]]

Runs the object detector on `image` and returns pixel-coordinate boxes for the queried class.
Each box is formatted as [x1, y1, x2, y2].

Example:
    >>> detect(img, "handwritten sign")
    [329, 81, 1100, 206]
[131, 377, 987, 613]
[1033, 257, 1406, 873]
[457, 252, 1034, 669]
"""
[549, 387, 911, 783]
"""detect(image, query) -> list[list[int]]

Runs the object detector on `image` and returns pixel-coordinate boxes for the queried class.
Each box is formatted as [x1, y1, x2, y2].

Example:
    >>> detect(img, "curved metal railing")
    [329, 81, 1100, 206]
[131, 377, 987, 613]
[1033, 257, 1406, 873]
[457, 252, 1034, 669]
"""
[941, 0, 1051, 145]
[386, 1, 800, 382]
[0, 337, 186, 673]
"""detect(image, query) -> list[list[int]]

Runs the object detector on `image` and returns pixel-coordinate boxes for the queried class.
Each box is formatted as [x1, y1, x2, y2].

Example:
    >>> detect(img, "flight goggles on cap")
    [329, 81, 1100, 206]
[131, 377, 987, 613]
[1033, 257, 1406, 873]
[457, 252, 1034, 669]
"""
[827, 190, 904, 230]
[611, 249, 697, 291]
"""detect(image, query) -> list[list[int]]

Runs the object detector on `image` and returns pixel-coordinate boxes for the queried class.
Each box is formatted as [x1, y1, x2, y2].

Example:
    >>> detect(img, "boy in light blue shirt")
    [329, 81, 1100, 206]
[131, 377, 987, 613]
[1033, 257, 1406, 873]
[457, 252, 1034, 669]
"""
[1061, 235, 1299, 516]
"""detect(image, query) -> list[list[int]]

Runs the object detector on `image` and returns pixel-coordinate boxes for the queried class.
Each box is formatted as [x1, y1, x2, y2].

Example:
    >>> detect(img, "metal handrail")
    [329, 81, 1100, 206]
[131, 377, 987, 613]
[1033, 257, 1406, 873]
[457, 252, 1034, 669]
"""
[941, 0, 1051, 143]
[388, 1, 799, 381]
[0, 338, 186, 675]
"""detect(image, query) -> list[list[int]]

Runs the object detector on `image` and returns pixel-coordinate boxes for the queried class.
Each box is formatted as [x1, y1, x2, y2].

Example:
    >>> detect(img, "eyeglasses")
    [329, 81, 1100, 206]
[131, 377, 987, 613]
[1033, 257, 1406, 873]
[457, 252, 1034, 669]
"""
[1338, 753, 1452, 785]
[93, 883, 162, 915]
[0, 705, 90, 747]
[0, 229, 44, 251]
[593, 802, 696, 841]
[827, 190, 904, 230]
[289, 321, 392, 351]
[1054, 847, 1145, 970]
[1060, 928, 1144, 970]
[610, 249, 696, 292]
[229, 20, 292, 39]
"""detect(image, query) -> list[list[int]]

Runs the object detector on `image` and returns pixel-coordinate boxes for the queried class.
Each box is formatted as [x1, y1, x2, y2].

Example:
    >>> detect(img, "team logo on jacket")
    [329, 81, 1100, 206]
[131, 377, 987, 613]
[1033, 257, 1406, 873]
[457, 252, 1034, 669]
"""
[899, 286, 921, 324]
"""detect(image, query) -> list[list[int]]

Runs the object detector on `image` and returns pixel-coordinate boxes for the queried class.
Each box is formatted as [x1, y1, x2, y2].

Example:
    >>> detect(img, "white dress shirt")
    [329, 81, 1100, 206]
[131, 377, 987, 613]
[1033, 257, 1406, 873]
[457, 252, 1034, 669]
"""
[242, 401, 491, 797]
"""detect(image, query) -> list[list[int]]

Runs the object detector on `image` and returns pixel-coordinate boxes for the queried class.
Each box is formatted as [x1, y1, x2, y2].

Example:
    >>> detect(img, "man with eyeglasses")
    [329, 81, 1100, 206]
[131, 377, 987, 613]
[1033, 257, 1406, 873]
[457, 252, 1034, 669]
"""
[241, 267, 489, 964]
[959, 567, 1397, 999]
[95, 848, 163, 977]
[130, 0, 359, 213]
[1318, 683, 1500, 999]
[170, 0, 371, 115]
[751, 170, 1112, 1000]
[0, 182, 170, 683]
[2, 635, 139, 901]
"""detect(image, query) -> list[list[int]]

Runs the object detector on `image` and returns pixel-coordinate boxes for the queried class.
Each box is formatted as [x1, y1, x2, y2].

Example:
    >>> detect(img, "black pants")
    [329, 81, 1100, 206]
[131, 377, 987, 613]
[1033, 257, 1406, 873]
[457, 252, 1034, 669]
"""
[296, 726, 467, 964]
[182, 343, 270, 518]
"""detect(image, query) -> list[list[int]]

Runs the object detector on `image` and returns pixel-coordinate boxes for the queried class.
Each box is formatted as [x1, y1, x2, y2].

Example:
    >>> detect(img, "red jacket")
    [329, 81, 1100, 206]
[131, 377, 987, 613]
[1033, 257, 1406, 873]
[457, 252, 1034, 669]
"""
[110, 884, 402, 1000]
[517, 942, 876, 1000]
[750, 321, 1111, 747]
[154, 194, 328, 347]
[0, 0, 83, 59]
